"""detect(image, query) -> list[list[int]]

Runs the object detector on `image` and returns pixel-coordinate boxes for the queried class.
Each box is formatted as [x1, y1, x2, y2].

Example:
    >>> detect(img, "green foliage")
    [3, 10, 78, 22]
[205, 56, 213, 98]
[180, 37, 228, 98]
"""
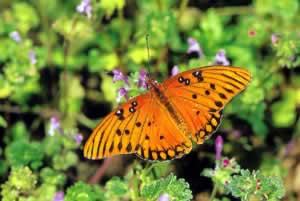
[1, 166, 37, 201]
[203, 158, 285, 201]
[65, 182, 105, 201]
[141, 173, 193, 201]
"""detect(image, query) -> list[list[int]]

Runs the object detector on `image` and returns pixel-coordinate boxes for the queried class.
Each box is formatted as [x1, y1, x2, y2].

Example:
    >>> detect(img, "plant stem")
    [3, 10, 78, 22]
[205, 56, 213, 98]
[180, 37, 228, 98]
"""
[178, 0, 189, 21]
[210, 184, 218, 201]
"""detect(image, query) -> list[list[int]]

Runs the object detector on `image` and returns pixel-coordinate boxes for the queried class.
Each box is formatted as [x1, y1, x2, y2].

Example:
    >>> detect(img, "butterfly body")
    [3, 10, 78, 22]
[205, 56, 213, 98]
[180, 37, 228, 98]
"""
[84, 66, 251, 161]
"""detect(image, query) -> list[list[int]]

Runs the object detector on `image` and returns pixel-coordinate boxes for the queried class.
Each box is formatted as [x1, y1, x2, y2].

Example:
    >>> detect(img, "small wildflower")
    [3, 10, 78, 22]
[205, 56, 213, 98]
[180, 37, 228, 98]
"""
[223, 159, 230, 168]
[113, 69, 130, 86]
[137, 69, 147, 89]
[76, 0, 92, 18]
[158, 193, 169, 201]
[10, 31, 22, 43]
[73, 133, 83, 145]
[53, 191, 64, 201]
[215, 135, 223, 161]
[29, 51, 37, 65]
[271, 34, 279, 45]
[187, 37, 203, 58]
[232, 130, 241, 138]
[284, 139, 295, 156]
[116, 87, 129, 103]
[171, 65, 179, 76]
[214, 50, 230, 66]
[49, 117, 63, 136]
[248, 30, 256, 37]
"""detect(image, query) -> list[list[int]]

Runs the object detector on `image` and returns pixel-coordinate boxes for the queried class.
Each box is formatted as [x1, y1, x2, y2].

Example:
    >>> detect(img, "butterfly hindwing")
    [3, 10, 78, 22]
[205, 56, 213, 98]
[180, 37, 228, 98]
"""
[135, 102, 192, 161]
[164, 66, 251, 143]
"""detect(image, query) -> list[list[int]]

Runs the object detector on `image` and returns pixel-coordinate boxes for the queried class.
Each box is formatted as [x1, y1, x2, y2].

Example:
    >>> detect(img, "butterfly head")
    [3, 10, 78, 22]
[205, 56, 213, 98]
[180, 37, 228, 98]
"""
[145, 76, 159, 90]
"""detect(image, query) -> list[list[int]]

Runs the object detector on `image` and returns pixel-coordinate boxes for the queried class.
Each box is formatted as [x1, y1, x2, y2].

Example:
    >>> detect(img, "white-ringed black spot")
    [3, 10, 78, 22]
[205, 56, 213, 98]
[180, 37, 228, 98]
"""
[192, 71, 201, 77]
[132, 101, 138, 107]
[129, 107, 135, 113]
[185, 79, 190, 85]
[178, 76, 184, 83]
[115, 109, 123, 116]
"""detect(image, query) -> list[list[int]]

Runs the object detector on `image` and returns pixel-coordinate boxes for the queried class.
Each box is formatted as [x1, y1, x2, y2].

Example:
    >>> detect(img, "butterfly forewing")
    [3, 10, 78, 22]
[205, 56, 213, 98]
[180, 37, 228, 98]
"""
[84, 93, 153, 159]
[164, 66, 251, 143]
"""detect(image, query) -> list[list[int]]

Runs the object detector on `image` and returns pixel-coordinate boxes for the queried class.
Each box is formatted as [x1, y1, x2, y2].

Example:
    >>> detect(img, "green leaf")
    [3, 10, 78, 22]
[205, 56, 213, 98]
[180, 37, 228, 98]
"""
[5, 139, 44, 170]
[0, 115, 7, 128]
[65, 182, 105, 201]
[105, 177, 128, 198]
[1, 166, 37, 201]
[141, 173, 193, 201]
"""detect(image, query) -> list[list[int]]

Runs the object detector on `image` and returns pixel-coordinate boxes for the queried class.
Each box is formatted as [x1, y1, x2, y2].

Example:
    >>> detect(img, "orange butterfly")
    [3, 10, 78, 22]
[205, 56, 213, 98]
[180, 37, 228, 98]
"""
[84, 66, 251, 161]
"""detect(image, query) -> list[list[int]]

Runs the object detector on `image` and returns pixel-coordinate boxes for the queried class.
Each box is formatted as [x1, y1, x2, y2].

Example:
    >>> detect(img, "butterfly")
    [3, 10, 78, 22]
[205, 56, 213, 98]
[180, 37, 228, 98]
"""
[83, 66, 251, 161]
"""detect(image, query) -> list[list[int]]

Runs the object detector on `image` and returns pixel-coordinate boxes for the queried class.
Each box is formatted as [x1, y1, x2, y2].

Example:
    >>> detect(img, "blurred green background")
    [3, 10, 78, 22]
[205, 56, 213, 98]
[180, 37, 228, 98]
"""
[0, 0, 300, 200]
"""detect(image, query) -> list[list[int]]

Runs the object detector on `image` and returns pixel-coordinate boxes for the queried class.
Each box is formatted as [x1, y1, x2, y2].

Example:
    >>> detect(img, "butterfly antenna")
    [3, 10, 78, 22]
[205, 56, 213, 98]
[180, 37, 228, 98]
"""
[146, 34, 151, 76]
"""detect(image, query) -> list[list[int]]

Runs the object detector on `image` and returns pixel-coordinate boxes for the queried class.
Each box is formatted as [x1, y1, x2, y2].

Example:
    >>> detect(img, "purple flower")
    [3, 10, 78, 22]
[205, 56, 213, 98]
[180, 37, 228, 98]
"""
[215, 135, 223, 161]
[10, 31, 22, 43]
[116, 87, 129, 103]
[53, 191, 64, 201]
[158, 193, 169, 201]
[137, 69, 147, 89]
[49, 117, 62, 136]
[284, 139, 295, 156]
[29, 51, 37, 65]
[113, 69, 130, 86]
[171, 65, 179, 76]
[187, 37, 203, 58]
[232, 130, 241, 138]
[73, 133, 83, 145]
[271, 34, 279, 45]
[214, 50, 230, 66]
[76, 0, 92, 18]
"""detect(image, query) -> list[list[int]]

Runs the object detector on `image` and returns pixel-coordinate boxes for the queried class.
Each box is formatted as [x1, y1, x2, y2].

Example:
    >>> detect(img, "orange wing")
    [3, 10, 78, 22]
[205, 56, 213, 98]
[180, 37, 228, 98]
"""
[83, 92, 192, 161]
[163, 66, 251, 143]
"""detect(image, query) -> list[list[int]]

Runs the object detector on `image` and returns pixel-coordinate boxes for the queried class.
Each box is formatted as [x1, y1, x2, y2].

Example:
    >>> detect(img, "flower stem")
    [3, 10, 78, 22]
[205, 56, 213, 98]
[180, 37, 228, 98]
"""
[178, 0, 189, 21]
[210, 184, 218, 201]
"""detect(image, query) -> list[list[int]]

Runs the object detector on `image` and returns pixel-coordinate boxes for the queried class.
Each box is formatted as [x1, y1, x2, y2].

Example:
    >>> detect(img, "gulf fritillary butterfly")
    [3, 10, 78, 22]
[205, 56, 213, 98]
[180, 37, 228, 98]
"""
[84, 66, 251, 161]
